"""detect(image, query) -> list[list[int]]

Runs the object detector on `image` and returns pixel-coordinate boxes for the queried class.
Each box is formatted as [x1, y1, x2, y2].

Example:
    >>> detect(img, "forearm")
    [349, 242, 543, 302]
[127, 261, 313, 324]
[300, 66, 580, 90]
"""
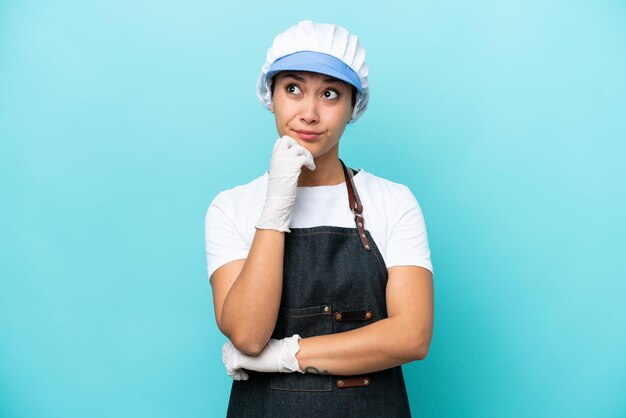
[295, 316, 431, 376]
[220, 229, 284, 354]
[212, 137, 317, 355]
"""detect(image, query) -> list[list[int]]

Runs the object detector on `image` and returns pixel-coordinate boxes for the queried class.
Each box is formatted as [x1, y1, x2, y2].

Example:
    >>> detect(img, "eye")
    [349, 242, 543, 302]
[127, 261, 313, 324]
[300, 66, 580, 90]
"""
[322, 89, 339, 100]
[286, 84, 302, 95]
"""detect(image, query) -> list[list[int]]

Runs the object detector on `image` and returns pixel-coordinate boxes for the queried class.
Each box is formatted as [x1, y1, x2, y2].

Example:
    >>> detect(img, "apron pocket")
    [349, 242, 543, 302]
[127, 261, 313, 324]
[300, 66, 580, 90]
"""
[270, 373, 332, 392]
[272, 304, 333, 339]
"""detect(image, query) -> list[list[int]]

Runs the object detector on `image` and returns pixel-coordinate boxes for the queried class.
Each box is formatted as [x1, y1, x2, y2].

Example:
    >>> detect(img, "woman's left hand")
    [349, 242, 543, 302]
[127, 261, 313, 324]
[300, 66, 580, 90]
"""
[221, 335, 304, 380]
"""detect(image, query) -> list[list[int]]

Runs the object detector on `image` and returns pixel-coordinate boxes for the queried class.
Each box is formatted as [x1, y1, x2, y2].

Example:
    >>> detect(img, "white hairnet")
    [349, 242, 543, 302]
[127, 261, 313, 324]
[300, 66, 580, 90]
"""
[256, 20, 369, 123]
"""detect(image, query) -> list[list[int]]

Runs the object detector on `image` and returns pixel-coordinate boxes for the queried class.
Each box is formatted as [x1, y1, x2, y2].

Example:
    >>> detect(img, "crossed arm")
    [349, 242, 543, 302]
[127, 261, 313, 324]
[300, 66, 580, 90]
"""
[211, 229, 434, 376]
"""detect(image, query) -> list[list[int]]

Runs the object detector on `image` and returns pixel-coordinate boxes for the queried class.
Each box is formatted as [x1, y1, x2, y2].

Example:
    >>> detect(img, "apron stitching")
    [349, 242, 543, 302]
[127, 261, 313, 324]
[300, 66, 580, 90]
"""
[288, 231, 357, 237]
[280, 313, 331, 318]
[365, 233, 388, 279]
[270, 376, 332, 392]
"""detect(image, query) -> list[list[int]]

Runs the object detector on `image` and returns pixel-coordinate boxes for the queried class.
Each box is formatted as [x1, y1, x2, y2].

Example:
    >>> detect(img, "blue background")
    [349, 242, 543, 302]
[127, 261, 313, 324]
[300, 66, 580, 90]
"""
[1, 1, 625, 417]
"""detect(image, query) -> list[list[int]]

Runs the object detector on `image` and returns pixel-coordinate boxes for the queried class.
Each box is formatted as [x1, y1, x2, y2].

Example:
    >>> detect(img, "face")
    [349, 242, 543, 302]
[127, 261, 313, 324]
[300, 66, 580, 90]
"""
[270, 71, 354, 160]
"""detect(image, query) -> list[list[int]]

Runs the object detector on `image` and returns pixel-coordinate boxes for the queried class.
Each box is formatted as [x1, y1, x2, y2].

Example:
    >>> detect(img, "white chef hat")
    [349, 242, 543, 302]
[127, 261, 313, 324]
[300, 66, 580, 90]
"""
[256, 20, 369, 123]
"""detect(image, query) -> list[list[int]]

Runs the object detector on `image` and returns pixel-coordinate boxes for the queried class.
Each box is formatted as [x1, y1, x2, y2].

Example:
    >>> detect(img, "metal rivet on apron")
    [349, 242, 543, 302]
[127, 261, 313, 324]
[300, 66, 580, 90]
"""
[337, 380, 344, 387]
[365, 311, 372, 320]
[358, 222, 363, 227]
[361, 233, 366, 238]
[323, 306, 330, 313]
[334, 312, 342, 320]
[363, 379, 370, 385]
[364, 244, 371, 250]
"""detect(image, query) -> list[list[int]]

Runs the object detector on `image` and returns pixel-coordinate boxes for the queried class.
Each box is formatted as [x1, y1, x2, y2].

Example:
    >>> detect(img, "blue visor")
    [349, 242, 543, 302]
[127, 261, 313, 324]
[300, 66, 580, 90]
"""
[266, 51, 363, 93]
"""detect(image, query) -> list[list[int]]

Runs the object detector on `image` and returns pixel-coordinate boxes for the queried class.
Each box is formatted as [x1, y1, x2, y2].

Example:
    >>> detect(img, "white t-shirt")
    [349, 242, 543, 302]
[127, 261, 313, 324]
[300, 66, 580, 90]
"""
[204, 169, 432, 279]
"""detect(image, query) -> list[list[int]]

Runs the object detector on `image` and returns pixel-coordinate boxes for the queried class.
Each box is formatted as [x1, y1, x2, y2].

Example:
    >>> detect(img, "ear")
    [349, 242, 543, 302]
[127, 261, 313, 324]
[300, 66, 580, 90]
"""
[269, 101, 274, 113]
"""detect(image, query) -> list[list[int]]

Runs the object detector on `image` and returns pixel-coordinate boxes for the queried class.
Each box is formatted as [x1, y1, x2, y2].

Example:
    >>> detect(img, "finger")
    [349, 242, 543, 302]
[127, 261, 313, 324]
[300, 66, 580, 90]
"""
[283, 140, 314, 162]
[281, 135, 300, 148]
[288, 141, 309, 156]
[222, 344, 230, 363]
[273, 135, 298, 154]
[302, 150, 316, 170]
[295, 154, 316, 171]
[228, 368, 249, 381]
[271, 137, 284, 155]
[227, 368, 240, 380]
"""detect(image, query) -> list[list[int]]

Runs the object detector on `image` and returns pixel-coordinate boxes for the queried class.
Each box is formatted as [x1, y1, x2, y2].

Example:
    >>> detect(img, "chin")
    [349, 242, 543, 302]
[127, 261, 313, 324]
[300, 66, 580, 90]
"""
[303, 144, 325, 159]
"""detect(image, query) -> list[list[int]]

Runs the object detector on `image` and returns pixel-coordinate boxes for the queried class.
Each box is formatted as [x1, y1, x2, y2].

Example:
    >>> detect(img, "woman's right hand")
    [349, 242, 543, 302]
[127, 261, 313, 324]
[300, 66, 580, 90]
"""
[255, 135, 315, 232]
[214, 136, 312, 353]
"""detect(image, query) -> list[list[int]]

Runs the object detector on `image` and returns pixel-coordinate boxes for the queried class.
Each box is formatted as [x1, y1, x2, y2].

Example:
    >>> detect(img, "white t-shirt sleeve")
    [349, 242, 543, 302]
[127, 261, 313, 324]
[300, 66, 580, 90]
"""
[385, 185, 433, 273]
[204, 192, 250, 280]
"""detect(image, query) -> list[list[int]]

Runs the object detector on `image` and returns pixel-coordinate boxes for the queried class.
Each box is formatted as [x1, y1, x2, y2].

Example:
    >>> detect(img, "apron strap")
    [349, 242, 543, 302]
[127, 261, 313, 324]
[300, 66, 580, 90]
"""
[340, 159, 372, 251]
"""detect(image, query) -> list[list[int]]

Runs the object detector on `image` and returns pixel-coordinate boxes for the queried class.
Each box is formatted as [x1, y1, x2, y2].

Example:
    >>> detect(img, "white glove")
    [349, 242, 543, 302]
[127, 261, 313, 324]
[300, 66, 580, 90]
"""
[222, 334, 304, 381]
[255, 136, 315, 232]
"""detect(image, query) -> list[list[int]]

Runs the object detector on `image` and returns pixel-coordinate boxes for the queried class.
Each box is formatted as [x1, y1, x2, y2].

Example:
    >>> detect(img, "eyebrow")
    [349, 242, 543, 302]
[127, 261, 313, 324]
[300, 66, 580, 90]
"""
[281, 72, 344, 85]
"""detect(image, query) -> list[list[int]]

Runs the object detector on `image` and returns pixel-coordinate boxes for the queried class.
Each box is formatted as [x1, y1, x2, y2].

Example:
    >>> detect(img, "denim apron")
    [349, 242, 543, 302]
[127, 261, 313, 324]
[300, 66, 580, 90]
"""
[226, 162, 412, 417]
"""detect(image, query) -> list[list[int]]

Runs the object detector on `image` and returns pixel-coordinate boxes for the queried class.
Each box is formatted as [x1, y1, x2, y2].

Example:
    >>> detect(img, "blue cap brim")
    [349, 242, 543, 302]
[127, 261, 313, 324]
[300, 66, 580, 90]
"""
[266, 51, 363, 93]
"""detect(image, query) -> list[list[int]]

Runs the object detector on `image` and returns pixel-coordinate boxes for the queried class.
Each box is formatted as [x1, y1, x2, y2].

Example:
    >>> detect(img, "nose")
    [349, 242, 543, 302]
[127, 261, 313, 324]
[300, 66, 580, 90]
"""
[299, 96, 319, 125]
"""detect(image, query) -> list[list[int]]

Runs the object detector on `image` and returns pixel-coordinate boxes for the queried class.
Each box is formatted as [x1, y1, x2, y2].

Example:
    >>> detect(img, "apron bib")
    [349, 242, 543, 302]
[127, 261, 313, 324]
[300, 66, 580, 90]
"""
[227, 163, 412, 417]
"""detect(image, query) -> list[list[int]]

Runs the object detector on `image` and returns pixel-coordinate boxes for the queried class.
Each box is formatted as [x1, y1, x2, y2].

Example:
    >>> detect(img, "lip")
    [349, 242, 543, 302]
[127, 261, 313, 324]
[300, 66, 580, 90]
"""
[293, 129, 322, 142]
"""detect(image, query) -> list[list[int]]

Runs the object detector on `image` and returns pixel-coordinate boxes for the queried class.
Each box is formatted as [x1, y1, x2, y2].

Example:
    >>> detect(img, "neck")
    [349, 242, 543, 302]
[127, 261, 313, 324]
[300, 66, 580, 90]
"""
[298, 149, 344, 187]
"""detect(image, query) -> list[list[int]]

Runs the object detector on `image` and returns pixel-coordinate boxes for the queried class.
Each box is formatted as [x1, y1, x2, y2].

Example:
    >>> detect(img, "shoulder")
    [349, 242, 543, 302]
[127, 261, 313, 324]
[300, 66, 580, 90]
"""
[354, 168, 426, 235]
[208, 173, 268, 213]
[355, 169, 432, 273]
[205, 173, 268, 232]
[354, 169, 418, 207]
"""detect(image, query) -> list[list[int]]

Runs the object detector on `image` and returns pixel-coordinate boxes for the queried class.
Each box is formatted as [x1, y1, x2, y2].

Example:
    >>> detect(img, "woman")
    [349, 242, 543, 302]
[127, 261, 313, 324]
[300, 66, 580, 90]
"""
[205, 20, 434, 417]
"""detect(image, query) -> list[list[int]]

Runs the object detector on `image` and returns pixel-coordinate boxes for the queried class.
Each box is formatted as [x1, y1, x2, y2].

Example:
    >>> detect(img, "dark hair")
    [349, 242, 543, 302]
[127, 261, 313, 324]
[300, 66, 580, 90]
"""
[270, 75, 357, 109]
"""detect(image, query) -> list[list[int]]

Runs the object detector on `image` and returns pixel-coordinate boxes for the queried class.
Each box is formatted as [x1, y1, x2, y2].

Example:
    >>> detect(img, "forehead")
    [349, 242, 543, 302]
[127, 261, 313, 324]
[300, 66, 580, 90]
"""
[274, 71, 350, 88]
